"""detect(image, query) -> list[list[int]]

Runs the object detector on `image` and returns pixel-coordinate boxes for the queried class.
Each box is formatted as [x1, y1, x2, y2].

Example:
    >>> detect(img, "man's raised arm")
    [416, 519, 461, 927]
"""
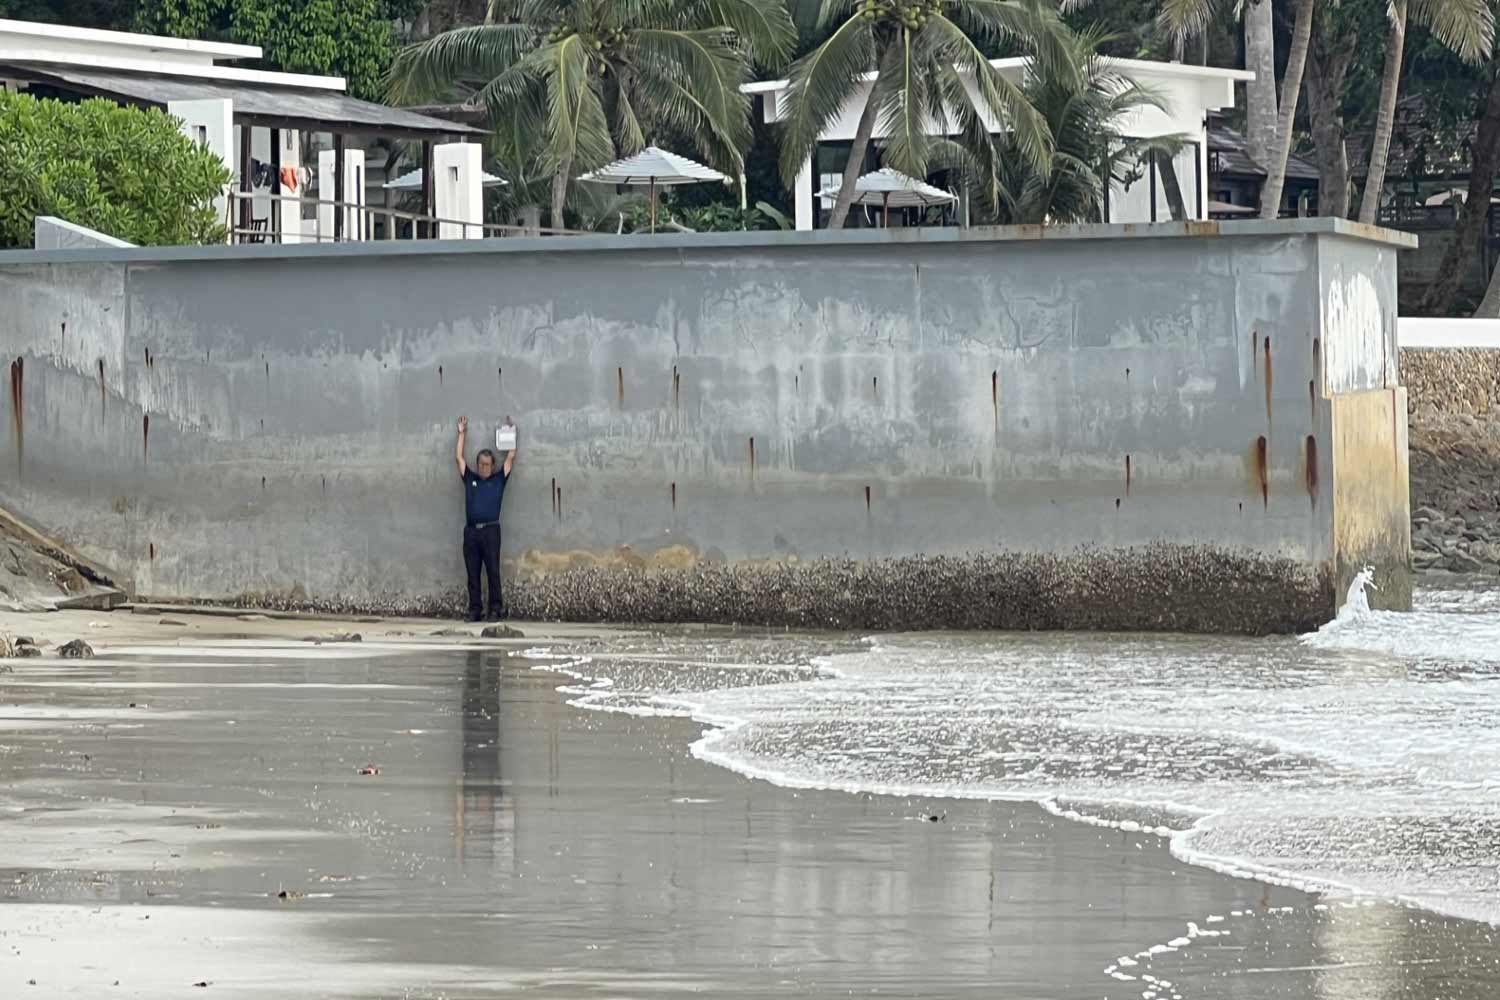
[455, 415, 468, 477]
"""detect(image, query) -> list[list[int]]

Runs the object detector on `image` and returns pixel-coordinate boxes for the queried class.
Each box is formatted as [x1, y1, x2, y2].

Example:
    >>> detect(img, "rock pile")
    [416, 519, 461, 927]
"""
[1406, 351, 1500, 576]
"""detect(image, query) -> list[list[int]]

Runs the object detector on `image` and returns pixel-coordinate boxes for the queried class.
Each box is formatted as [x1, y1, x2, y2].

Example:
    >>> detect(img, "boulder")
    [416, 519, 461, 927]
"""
[57, 639, 94, 658]
[480, 624, 524, 639]
[1446, 551, 1486, 573]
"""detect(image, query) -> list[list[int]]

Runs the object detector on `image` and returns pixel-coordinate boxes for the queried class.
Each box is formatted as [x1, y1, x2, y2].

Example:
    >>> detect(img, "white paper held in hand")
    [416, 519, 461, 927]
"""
[496, 422, 517, 452]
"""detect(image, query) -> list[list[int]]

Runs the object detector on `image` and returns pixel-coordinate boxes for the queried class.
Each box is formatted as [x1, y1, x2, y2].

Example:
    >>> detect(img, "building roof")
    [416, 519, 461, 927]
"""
[743, 56, 1254, 93]
[1346, 95, 1474, 181]
[1208, 116, 1319, 182]
[0, 16, 259, 60]
[7, 64, 483, 139]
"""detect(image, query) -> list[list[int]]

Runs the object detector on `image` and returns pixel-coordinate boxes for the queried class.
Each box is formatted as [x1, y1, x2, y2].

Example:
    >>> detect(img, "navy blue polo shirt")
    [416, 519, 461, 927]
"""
[462, 466, 507, 525]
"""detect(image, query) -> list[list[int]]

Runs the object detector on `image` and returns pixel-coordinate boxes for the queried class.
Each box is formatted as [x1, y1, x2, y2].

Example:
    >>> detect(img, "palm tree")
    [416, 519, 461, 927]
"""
[389, 0, 795, 228]
[777, 0, 1074, 230]
[984, 26, 1186, 224]
[1356, 0, 1494, 226]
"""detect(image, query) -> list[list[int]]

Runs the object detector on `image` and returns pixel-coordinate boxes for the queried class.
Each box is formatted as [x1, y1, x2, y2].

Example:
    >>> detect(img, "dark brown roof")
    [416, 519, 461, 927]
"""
[1346, 95, 1474, 181]
[3, 63, 483, 139]
[1208, 116, 1319, 181]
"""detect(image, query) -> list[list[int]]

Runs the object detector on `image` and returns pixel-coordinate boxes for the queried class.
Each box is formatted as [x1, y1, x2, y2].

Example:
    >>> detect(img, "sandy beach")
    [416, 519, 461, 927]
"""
[0, 608, 1497, 998]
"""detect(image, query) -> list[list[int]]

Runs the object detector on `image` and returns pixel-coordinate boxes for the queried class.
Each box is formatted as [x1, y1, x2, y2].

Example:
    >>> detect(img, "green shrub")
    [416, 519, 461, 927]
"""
[0, 91, 232, 247]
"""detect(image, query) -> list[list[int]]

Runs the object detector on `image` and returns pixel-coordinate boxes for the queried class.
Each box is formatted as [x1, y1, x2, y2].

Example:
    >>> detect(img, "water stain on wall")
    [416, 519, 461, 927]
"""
[1303, 435, 1319, 507]
[8, 356, 22, 471]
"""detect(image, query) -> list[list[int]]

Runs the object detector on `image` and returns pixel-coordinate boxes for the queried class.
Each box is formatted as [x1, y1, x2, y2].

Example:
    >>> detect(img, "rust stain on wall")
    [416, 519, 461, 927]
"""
[616, 366, 624, 407]
[438, 365, 443, 384]
[497, 366, 503, 389]
[872, 375, 879, 400]
[144, 348, 153, 370]
[1125, 454, 1132, 496]
[670, 482, 676, 510]
[672, 366, 680, 410]
[551, 478, 559, 519]
[60, 321, 66, 351]
[1303, 434, 1319, 507]
[1252, 435, 1269, 507]
[97, 359, 106, 410]
[1309, 379, 1317, 422]
[864, 484, 871, 512]
[142, 413, 150, 462]
[1263, 335, 1273, 420]
[748, 436, 756, 479]
[148, 542, 155, 561]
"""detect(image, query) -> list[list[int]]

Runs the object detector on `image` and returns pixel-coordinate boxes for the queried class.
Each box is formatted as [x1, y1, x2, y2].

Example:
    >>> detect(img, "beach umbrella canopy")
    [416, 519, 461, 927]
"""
[816, 167, 957, 226]
[578, 146, 728, 232]
[384, 167, 507, 190]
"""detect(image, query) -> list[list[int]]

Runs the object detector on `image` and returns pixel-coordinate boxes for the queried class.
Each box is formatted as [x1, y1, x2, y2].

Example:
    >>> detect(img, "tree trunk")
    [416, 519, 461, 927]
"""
[1476, 252, 1500, 317]
[827, 84, 881, 230]
[1158, 153, 1188, 221]
[550, 152, 572, 231]
[1357, 0, 1408, 225]
[1244, 0, 1280, 164]
[1306, 25, 1352, 219]
[1259, 0, 1314, 219]
[1419, 62, 1500, 314]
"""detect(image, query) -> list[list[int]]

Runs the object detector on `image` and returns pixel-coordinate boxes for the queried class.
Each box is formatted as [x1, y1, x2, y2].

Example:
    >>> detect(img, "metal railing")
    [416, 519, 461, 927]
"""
[225, 190, 580, 244]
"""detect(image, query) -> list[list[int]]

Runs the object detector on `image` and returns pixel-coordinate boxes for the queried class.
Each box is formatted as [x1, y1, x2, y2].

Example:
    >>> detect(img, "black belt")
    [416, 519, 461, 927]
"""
[467, 520, 499, 529]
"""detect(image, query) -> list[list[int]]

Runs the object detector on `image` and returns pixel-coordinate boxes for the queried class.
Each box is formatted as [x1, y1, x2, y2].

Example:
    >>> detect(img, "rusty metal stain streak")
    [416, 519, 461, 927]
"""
[1254, 435, 1269, 508]
[1263, 335, 1273, 422]
[1125, 454, 1132, 496]
[142, 414, 150, 462]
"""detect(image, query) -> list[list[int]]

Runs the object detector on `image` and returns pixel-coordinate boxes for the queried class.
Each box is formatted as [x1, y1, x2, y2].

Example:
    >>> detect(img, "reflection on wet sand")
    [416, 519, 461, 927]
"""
[457, 652, 514, 871]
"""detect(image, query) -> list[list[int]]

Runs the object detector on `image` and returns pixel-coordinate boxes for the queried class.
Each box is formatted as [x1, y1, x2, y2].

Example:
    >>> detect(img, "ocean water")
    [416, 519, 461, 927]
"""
[535, 578, 1500, 927]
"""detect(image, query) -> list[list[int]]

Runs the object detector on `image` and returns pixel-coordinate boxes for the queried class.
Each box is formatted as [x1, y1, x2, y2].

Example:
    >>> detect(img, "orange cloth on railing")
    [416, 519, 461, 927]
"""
[280, 166, 299, 192]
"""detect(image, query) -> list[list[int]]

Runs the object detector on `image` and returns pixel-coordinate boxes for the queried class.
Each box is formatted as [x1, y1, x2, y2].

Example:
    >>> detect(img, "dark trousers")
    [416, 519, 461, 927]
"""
[462, 523, 503, 617]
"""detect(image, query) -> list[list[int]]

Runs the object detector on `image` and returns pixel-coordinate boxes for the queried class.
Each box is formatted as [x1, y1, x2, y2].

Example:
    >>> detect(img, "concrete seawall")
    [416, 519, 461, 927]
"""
[0, 221, 1413, 633]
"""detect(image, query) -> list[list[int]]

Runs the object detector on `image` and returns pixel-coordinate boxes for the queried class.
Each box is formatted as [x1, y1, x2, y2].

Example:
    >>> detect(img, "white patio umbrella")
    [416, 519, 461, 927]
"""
[817, 167, 958, 227]
[383, 167, 508, 190]
[578, 146, 728, 233]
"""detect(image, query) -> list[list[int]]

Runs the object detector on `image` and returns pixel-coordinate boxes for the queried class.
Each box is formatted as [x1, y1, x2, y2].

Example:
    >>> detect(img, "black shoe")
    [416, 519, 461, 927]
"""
[486, 608, 506, 622]
[465, 612, 483, 623]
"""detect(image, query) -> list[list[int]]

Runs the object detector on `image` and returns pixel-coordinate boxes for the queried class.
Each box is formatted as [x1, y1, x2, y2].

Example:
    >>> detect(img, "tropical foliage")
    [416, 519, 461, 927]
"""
[776, 0, 1073, 228]
[388, 0, 795, 227]
[137, 0, 397, 100]
[981, 27, 1183, 225]
[0, 91, 230, 248]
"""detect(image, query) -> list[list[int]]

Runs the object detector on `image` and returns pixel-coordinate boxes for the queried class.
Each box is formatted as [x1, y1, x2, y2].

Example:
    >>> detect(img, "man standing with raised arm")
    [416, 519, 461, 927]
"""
[455, 415, 516, 622]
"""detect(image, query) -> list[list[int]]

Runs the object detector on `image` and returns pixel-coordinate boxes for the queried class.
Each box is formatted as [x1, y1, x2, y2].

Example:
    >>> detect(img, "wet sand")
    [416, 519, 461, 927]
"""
[0, 611, 1495, 997]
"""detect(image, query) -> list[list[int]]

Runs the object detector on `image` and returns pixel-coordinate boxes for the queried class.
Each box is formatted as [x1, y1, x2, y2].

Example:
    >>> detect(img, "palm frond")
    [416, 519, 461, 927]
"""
[387, 23, 535, 103]
[1409, 0, 1495, 64]
[776, 15, 875, 185]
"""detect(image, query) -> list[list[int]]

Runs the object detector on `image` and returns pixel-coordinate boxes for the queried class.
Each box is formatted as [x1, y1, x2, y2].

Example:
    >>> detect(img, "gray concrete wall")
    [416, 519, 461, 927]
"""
[0, 221, 1414, 633]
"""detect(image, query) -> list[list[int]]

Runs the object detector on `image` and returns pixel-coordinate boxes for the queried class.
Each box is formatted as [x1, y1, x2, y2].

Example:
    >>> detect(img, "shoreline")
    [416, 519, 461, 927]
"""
[2, 607, 1498, 998]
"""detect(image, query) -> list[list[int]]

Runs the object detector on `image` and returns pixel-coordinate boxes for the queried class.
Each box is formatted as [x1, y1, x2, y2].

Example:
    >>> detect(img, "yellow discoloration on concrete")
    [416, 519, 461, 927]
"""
[1331, 387, 1412, 610]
